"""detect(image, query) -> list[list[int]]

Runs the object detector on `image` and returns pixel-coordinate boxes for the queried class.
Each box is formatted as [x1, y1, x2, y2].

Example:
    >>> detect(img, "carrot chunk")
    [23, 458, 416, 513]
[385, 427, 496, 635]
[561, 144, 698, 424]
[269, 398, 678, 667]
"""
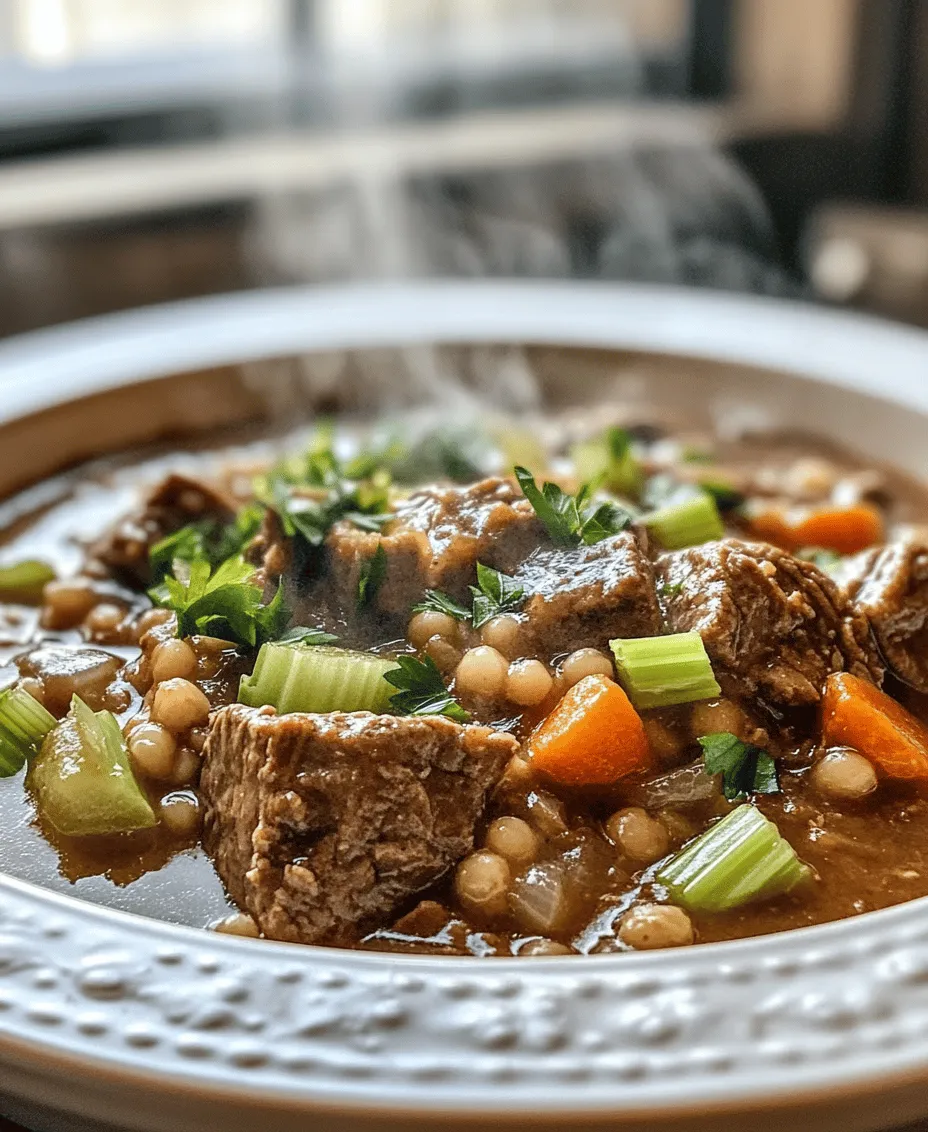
[527, 674, 651, 786]
[821, 672, 928, 781]
[749, 503, 883, 555]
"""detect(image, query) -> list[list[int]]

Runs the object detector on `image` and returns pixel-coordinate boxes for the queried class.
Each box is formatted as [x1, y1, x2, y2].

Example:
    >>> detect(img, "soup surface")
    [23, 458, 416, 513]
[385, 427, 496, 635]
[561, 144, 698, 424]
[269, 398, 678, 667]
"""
[2, 404, 928, 957]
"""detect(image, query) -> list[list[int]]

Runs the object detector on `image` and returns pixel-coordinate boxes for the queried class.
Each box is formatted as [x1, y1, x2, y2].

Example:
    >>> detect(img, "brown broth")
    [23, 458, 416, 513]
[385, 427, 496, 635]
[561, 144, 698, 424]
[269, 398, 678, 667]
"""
[3, 418, 928, 953]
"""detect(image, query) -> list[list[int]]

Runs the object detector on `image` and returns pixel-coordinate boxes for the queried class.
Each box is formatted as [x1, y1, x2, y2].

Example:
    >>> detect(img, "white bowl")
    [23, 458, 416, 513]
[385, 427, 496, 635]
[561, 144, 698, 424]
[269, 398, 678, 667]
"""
[1, 282, 928, 1132]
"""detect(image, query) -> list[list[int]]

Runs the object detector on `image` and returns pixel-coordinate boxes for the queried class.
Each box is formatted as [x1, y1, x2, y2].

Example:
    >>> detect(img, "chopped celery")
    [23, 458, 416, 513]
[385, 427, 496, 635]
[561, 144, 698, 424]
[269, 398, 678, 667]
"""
[656, 804, 811, 913]
[0, 685, 56, 777]
[610, 631, 721, 710]
[0, 559, 55, 599]
[644, 492, 724, 550]
[491, 424, 548, 476]
[29, 696, 156, 836]
[570, 427, 643, 498]
[239, 643, 396, 715]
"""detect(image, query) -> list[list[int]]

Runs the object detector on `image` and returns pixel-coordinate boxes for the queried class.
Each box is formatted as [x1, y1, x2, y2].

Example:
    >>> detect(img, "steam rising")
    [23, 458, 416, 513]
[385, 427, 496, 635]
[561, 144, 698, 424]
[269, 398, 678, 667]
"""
[247, 142, 795, 416]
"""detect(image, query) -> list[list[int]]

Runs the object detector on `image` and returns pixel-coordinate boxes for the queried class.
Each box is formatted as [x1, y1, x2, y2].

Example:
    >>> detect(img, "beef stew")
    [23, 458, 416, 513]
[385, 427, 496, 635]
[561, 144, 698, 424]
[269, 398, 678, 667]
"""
[2, 409, 928, 957]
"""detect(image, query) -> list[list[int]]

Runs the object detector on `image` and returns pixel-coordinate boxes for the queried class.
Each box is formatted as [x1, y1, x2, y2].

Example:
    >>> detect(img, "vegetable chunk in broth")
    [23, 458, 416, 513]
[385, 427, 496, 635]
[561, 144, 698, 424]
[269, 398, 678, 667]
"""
[3, 409, 928, 957]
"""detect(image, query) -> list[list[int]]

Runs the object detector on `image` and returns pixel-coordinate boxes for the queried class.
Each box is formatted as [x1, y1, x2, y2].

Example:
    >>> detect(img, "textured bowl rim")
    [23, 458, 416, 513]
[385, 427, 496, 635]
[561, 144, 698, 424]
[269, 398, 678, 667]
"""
[1, 281, 928, 1128]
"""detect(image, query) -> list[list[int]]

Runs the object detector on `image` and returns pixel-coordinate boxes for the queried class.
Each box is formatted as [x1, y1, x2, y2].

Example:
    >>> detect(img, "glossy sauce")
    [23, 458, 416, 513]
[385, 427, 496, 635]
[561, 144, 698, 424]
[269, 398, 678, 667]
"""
[3, 422, 928, 950]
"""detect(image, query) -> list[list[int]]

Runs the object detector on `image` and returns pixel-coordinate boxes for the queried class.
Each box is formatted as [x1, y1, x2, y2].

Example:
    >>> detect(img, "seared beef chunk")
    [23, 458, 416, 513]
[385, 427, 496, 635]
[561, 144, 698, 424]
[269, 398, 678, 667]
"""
[515, 531, 662, 655]
[201, 704, 517, 945]
[323, 476, 546, 620]
[842, 533, 928, 693]
[657, 540, 882, 705]
[88, 474, 235, 586]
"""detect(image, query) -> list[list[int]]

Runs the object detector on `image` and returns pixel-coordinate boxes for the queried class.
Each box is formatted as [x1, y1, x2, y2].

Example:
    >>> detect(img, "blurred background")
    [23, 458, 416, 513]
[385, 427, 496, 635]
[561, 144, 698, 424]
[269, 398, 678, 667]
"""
[0, 0, 925, 336]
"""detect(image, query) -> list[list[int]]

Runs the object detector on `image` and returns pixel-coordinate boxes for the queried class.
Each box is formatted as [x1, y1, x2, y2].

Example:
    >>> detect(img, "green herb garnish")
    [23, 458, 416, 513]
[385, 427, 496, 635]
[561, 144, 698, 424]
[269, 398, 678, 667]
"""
[384, 655, 470, 721]
[149, 503, 265, 582]
[698, 479, 745, 512]
[412, 590, 472, 621]
[149, 555, 288, 647]
[277, 626, 339, 646]
[357, 543, 388, 609]
[699, 732, 780, 801]
[258, 430, 393, 551]
[469, 562, 525, 629]
[514, 466, 633, 548]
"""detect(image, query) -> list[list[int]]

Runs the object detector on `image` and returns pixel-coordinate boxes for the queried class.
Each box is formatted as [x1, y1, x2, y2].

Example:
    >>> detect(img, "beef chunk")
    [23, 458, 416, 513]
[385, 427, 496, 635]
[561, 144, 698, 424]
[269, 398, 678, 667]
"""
[514, 531, 662, 657]
[321, 475, 546, 623]
[88, 474, 235, 587]
[657, 539, 882, 705]
[201, 704, 517, 945]
[842, 533, 928, 693]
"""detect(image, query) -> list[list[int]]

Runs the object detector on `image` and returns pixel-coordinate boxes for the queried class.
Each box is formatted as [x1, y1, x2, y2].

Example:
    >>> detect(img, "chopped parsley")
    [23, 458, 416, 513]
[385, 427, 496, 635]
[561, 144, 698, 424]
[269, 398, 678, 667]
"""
[384, 655, 469, 721]
[699, 732, 780, 802]
[257, 429, 394, 551]
[412, 589, 472, 621]
[149, 555, 289, 647]
[514, 466, 633, 548]
[277, 626, 339, 646]
[357, 543, 388, 609]
[698, 478, 745, 513]
[470, 563, 525, 629]
[148, 503, 265, 583]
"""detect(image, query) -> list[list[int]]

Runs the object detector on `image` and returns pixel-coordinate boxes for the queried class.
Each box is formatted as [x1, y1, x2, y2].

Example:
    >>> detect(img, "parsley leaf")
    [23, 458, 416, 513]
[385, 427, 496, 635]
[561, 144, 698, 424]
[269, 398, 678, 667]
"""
[149, 525, 207, 581]
[258, 431, 394, 551]
[412, 590, 472, 620]
[469, 562, 525, 629]
[699, 732, 780, 801]
[357, 543, 388, 609]
[698, 478, 745, 513]
[149, 555, 289, 647]
[384, 655, 470, 721]
[514, 467, 633, 548]
[149, 504, 265, 583]
[278, 626, 339, 646]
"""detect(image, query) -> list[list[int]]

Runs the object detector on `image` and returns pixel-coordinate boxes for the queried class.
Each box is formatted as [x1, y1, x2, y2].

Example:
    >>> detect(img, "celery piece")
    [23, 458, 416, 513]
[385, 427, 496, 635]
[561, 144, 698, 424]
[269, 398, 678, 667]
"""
[644, 492, 724, 550]
[570, 427, 643, 498]
[239, 643, 396, 715]
[29, 696, 156, 836]
[610, 631, 721, 710]
[0, 559, 55, 599]
[0, 685, 56, 777]
[656, 804, 811, 913]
